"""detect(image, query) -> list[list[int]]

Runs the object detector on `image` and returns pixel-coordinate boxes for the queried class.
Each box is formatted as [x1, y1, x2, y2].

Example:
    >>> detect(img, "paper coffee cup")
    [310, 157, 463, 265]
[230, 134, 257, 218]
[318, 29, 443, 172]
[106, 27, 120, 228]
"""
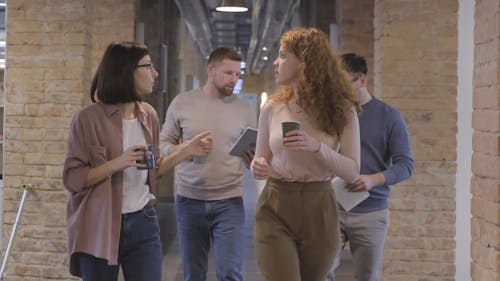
[281, 121, 301, 140]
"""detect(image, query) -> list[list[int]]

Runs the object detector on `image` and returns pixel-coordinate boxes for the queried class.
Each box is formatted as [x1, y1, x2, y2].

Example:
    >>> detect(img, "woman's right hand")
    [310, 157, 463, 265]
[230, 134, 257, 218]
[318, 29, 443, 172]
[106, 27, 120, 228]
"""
[110, 144, 148, 172]
[85, 145, 147, 186]
[251, 157, 269, 180]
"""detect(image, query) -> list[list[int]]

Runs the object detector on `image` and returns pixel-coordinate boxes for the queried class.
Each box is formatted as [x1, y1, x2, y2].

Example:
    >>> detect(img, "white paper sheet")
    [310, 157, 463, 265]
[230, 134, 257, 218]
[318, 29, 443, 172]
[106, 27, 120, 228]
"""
[331, 177, 369, 211]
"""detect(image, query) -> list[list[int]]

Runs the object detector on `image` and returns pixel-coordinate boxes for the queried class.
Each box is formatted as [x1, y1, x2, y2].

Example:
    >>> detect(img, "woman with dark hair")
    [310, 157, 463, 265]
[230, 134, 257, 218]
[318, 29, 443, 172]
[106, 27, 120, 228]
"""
[63, 42, 211, 281]
[250, 28, 361, 280]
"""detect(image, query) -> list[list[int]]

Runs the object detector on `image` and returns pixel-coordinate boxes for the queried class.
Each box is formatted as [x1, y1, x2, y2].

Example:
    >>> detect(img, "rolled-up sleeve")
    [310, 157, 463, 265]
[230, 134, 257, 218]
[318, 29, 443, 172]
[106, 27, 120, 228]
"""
[63, 112, 91, 193]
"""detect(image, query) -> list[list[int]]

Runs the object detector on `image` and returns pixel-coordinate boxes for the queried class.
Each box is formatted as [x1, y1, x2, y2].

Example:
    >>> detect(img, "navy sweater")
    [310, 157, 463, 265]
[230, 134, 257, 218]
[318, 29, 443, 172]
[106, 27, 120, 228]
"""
[349, 97, 414, 213]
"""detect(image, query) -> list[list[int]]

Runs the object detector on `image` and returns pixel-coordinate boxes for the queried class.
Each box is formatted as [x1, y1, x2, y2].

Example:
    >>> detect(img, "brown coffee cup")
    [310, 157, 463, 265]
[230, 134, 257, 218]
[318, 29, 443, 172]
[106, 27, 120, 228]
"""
[282, 121, 301, 142]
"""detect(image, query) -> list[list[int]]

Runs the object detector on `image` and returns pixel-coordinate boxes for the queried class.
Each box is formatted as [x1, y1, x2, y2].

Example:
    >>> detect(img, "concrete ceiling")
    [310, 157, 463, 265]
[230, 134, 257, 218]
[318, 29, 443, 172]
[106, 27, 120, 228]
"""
[174, 0, 300, 75]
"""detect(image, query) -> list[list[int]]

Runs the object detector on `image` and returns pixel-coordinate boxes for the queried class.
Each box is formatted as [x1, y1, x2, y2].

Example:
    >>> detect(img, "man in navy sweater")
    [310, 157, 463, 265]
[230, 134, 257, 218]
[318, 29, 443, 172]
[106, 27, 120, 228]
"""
[327, 53, 414, 281]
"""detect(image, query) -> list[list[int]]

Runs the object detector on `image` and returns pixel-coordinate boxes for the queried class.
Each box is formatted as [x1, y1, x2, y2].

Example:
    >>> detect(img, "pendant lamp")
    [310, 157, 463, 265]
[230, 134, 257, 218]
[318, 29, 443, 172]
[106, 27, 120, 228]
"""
[215, 0, 248, 12]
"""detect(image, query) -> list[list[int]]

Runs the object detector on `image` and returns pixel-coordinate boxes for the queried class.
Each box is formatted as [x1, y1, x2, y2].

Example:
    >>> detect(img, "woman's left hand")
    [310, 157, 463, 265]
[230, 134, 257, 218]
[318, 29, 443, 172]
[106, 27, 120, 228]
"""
[283, 129, 321, 152]
[242, 149, 255, 169]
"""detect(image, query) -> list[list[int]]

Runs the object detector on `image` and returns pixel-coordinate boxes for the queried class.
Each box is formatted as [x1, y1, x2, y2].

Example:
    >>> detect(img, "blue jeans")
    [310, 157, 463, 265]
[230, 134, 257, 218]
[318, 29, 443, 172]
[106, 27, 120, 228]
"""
[175, 195, 244, 281]
[78, 205, 163, 281]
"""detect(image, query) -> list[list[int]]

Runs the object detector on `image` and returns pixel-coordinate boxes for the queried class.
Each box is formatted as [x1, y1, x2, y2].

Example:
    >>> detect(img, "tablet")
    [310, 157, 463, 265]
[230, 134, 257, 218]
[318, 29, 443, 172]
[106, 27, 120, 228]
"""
[229, 127, 258, 157]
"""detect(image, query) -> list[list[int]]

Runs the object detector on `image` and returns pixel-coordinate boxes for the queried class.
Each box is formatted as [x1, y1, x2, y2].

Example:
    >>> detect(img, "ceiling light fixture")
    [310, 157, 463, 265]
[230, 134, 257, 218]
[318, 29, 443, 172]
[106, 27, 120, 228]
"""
[216, 0, 248, 12]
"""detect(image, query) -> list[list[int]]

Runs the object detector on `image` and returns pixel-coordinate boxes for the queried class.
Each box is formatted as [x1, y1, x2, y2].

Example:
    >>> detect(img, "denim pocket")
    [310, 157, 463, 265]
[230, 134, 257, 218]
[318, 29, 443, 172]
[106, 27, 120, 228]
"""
[176, 195, 191, 204]
[143, 205, 158, 219]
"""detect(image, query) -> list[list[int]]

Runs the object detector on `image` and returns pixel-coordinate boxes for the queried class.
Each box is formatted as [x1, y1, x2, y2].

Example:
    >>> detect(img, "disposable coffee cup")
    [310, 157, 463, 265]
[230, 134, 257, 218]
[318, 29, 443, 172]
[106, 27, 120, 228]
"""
[136, 145, 158, 170]
[282, 121, 301, 141]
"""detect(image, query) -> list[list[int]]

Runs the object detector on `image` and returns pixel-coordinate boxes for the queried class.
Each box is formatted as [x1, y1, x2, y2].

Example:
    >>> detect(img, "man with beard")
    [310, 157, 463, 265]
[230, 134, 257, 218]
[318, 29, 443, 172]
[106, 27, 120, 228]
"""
[160, 47, 256, 281]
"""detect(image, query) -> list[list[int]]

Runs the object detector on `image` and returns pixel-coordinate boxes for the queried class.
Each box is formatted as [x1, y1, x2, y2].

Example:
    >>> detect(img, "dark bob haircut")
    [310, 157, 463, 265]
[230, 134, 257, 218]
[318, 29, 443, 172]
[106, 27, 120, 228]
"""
[90, 41, 150, 104]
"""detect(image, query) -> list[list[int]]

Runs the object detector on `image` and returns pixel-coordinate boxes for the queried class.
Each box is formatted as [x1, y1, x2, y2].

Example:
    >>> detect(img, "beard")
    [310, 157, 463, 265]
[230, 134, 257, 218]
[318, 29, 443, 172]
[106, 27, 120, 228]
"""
[216, 84, 235, 96]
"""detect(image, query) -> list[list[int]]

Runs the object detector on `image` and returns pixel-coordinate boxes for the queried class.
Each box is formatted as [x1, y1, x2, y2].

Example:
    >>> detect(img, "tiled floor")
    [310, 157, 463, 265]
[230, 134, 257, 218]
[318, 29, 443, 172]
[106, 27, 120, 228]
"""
[158, 170, 355, 281]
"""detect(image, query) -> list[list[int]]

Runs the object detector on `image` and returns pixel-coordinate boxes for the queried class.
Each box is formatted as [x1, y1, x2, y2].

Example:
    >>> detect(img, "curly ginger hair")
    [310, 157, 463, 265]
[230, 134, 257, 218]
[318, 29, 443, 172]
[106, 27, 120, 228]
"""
[270, 27, 360, 136]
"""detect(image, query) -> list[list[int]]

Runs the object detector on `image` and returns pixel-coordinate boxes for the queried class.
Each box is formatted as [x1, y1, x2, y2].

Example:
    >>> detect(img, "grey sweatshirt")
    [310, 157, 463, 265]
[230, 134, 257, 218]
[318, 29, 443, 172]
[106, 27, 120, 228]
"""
[160, 88, 256, 200]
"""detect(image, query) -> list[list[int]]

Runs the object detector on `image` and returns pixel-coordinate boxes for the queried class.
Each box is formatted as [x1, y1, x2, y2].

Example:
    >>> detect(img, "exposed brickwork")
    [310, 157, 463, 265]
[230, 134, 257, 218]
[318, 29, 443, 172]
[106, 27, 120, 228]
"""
[472, 0, 500, 280]
[1, 1, 498, 281]
[3, 0, 134, 279]
[340, 0, 374, 92]
[373, 0, 458, 280]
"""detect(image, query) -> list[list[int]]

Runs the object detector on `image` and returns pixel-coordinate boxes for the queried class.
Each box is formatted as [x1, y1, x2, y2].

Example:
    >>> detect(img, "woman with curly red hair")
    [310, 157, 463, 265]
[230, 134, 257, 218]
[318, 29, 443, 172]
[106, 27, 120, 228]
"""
[251, 27, 361, 280]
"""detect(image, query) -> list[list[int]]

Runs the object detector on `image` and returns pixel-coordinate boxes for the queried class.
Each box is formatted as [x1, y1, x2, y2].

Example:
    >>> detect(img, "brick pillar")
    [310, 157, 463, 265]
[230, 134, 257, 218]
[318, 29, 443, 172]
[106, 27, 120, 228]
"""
[3, 0, 134, 279]
[340, 0, 374, 92]
[471, 0, 500, 280]
[374, 0, 458, 280]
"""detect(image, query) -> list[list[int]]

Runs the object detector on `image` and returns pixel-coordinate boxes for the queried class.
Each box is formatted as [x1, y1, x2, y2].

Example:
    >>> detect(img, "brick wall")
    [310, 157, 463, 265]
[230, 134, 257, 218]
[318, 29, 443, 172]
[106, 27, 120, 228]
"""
[3, 0, 135, 279]
[2, 1, 497, 281]
[340, 0, 374, 92]
[471, 0, 500, 280]
[373, 0, 458, 280]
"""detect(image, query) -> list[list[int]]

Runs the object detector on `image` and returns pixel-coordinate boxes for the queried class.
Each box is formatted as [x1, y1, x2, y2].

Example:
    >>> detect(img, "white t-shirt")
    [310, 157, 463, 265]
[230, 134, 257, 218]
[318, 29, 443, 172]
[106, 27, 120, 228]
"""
[122, 118, 155, 214]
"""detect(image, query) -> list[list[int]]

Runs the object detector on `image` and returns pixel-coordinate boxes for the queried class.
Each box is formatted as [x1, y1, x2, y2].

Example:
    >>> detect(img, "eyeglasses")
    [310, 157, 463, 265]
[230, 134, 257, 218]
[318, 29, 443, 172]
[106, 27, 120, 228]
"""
[135, 63, 155, 71]
[351, 73, 363, 82]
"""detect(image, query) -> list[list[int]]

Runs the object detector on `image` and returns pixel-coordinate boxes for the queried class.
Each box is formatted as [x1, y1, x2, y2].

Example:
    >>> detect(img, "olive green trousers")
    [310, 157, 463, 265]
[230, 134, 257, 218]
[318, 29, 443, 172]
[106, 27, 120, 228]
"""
[254, 178, 341, 281]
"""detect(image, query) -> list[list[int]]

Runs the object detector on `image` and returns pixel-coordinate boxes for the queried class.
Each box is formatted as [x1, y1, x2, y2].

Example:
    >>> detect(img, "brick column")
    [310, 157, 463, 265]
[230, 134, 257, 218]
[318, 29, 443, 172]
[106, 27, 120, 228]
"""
[374, 0, 458, 280]
[3, 0, 134, 279]
[471, 0, 500, 280]
[340, 0, 374, 92]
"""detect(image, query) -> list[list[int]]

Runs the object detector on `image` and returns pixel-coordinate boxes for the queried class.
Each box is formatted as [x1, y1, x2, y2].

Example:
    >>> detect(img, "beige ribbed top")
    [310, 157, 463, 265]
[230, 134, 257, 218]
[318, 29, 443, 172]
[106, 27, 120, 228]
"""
[255, 100, 360, 183]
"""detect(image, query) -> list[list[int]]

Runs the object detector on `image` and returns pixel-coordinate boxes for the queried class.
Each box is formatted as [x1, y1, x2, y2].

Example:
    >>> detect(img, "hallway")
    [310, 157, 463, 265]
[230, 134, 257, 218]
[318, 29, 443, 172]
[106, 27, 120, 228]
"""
[158, 169, 355, 281]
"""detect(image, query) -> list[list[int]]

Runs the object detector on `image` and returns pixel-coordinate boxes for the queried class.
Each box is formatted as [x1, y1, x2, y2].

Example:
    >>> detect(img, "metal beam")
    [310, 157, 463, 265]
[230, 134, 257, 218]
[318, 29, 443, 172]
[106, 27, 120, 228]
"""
[173, 0, 213, 58]
[247, 0, 300, 74]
